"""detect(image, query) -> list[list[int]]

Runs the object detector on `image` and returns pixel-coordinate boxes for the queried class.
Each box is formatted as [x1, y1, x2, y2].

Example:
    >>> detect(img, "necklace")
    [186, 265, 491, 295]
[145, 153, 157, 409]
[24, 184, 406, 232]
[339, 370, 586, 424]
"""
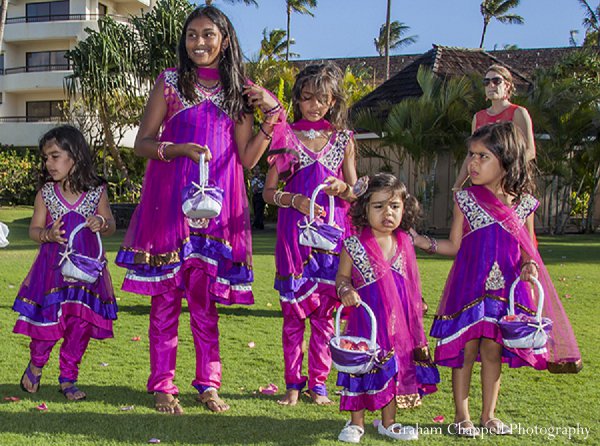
[197, 80, 220, 92]
[300, 129, 328, 140]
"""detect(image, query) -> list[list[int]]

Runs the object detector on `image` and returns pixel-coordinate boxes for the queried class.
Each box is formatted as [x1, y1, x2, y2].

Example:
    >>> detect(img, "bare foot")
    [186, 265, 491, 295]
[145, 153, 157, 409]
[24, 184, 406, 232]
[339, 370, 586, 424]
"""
[154, 392, 184, 415]
[277, 388, 299, 406]
[196, 388, 230, 412]
[309, 389, 333, 405]
[20, 363, 42, 393]
[60, 382, 87, 401]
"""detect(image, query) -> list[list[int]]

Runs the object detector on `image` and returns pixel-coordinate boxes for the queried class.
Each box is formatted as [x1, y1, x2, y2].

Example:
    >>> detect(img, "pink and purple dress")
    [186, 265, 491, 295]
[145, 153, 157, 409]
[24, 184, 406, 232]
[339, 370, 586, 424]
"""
[13, 182, 117, 382]
[268, 122, 352, 395]
[430, 186, 582, 373]
[115, 68, 253, 395]
[338, 228, 438, 411]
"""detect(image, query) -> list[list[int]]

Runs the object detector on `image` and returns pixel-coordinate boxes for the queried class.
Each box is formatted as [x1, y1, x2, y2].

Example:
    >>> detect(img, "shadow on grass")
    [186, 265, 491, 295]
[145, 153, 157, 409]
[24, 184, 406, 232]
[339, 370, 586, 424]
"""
[0, 384, 342, 444]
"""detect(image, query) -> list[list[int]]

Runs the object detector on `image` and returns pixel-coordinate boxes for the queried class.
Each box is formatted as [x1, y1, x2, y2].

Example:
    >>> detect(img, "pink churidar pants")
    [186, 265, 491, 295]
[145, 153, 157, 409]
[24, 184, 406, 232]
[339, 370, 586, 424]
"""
[147, 268, 220, 395]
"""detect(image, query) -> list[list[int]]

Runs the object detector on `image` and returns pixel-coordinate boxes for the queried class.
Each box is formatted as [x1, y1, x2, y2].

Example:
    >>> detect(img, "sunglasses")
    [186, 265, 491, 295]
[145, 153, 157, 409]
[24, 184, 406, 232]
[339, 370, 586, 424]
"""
[483, 76, 504, 87]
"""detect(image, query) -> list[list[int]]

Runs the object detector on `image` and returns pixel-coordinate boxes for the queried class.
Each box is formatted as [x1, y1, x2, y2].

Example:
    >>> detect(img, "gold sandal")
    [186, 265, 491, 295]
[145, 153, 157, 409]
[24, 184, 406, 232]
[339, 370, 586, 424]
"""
[154, 392, 183, 415]
[196, 387, 230, 412]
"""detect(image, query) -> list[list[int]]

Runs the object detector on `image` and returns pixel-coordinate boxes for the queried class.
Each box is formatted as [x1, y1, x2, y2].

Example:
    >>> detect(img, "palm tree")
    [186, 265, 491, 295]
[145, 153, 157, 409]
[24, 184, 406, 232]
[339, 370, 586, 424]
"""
[374, 21, 417, 57]
[569, 29, 580, 47]
[65, 17, 141, 186]
[285, 0, 317, 62]
[383, 0, 391, 80]
[479, 0, 524, 49]
[577, 0, 600, 47]
[355, 66, 474, 208]
[0, 0, 8, 55]
[259, 28, 297, 61]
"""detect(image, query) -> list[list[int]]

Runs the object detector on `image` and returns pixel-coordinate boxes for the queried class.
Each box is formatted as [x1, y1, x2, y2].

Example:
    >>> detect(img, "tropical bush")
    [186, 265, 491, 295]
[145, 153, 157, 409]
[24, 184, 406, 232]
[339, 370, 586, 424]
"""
[0, 149, 40, 205]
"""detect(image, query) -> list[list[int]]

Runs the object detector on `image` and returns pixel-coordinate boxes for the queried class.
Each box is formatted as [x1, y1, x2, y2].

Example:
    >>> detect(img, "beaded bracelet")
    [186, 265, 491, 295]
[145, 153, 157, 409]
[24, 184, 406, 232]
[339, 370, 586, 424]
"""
[337, 283, 355, 299]
[273, 190, 291, 208]
[157, 142, 173, 162]
[290, 193, 302, 210]
[422, 234, 438, 255]
[521, 260, 539, 271]
[259, 124, 272, 140]
[262, 103, 282, 116]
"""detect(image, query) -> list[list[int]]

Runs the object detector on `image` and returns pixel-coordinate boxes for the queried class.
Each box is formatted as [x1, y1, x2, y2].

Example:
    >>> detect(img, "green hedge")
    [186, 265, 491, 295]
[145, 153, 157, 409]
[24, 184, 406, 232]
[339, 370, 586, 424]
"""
[0, 149, 40, 205]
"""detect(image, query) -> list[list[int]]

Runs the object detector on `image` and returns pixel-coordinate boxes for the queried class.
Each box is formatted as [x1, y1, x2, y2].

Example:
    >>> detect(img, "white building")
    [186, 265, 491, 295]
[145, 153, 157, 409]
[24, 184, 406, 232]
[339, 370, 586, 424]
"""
[0, 0, 151, 147]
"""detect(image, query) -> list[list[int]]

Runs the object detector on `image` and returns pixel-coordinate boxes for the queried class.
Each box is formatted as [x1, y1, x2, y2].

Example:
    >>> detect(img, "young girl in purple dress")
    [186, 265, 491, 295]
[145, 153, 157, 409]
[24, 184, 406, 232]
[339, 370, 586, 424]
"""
[414, 122, 582, 437]
[14, 125, 117, 401]
[115, 5, 278, 414]
[336, 173, 438, 443]
[264, 63, 358, 406]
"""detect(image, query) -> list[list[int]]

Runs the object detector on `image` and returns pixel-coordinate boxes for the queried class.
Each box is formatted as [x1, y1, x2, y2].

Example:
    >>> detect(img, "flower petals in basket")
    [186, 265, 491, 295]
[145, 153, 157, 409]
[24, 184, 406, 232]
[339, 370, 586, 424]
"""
[330, 302, 380, 375]
[499, 277, 553, 349]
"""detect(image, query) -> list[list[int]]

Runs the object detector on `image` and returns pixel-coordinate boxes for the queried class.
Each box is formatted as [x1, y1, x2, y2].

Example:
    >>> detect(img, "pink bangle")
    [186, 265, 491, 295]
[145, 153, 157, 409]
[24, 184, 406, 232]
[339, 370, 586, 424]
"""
[157, 142, 173, 162]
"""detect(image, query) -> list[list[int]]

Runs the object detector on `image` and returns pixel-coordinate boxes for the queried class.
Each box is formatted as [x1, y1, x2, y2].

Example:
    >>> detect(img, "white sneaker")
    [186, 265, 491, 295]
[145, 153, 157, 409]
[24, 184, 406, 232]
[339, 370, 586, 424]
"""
[377, 422, 418, 440]
[338, 421, 365, 443]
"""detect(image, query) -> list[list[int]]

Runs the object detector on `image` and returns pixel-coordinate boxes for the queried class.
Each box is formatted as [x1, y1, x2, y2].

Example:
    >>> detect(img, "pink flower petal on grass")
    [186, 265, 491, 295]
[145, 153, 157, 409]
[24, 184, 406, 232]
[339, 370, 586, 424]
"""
[148, 439, 161, 444]
[433, 415, 445, 423]
[3, 396, 20, 402]
[247, 341, 255, 348]
[36, 402, 48, 411]
[373, 419, 381, 427]
[564, 294, 572, 299]
[259, 383, 279, 395]
[131, 336, 141, 342]
[120, 405, 135, 411]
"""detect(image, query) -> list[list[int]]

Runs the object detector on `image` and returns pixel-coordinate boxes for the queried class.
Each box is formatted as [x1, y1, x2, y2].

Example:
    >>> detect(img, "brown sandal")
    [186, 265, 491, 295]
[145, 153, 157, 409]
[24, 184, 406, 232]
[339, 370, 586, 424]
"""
[196, 387, 230, 412]
[154, 392, 183, 415]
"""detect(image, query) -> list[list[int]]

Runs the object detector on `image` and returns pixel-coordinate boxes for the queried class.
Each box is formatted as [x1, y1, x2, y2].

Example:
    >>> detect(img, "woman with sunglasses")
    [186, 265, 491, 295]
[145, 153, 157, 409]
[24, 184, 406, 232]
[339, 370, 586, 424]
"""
[452, 64, 535, 191]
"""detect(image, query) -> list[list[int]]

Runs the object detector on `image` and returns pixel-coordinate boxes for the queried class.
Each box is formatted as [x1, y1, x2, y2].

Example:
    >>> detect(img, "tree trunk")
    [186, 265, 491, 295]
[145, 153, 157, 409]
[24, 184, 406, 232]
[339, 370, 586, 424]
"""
[286, 4, 291, 62]
[99, 106, 131, 188]
[384, 0, 391, 80]
[585, 163, 600, 232]
[479, 20, 488, 48]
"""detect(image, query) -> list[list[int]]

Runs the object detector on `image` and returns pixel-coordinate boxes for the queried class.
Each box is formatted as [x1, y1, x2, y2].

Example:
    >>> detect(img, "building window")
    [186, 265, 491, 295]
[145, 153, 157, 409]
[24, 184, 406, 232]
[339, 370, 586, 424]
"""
[0, 54, 4, 75]
[26, 51, 69, 72]
[99, 3, 107, 16]
[26, 101, 65, 122]
[26, 1, 70, 23]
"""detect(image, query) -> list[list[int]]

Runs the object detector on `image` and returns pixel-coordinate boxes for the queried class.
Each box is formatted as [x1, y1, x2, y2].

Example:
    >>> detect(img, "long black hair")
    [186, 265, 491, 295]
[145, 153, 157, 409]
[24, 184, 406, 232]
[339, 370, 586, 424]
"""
[350, 173, 420, 231]
[291, 62, 348, 130]
[177, 6, 251, 119]
[38, 125, 105, 193]
[468, 121, 534, 198]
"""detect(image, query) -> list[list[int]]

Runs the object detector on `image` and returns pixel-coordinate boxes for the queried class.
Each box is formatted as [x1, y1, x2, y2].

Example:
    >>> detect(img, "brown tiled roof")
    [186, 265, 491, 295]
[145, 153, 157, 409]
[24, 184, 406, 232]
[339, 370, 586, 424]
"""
[351, 45, 531, 114]
[489, 47, 586, 78]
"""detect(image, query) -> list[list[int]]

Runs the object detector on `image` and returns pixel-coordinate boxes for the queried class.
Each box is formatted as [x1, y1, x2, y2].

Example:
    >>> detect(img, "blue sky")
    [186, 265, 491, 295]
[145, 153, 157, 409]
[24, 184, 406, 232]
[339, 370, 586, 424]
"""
[213, 0, 591, 60]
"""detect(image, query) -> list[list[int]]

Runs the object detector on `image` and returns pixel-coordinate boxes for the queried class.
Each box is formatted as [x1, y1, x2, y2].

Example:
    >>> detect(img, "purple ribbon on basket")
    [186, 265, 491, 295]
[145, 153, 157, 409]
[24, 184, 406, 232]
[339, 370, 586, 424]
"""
[181, 183, 224, 204]
[59, 247, 105, 281]
[298, 217, 343, 245]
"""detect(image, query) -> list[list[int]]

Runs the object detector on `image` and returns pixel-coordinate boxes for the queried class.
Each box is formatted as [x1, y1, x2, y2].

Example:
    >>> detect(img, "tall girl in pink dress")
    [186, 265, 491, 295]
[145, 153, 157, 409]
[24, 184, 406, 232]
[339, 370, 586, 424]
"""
[115, 6, 278, 414]
[14, 125, 117, 402]
[453, 64, 536, 190]
[264, 63, 358, 405]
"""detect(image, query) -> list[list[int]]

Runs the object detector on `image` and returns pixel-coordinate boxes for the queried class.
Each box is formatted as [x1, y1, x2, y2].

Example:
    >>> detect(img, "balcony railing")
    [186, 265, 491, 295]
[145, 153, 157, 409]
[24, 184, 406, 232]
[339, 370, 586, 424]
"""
[3, 64, 71, 75]
[0, 116, 65, 123]
[6, 13, 129, 24]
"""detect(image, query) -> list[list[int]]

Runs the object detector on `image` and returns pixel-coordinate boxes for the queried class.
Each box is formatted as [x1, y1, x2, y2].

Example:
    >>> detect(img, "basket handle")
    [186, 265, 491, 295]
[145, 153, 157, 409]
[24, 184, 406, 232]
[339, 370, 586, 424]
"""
[309, 183, 335, 225]
[67, 222, 103, 261]
[198, 152, 209, 191]
[508, 276, 544, 321]
[335, 301, 378, 351]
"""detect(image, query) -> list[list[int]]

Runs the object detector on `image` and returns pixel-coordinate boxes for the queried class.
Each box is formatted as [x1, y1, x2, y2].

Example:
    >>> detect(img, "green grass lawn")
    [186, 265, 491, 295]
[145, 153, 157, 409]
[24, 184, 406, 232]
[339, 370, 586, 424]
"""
[0, 206, 598, 445]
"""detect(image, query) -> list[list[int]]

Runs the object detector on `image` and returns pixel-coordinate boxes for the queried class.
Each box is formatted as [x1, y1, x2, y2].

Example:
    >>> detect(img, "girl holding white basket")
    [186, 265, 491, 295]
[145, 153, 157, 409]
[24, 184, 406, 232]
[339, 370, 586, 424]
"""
[413, 122, 582, 437]
[335, 173, 438, 443]
[264, 63, 357, 406]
